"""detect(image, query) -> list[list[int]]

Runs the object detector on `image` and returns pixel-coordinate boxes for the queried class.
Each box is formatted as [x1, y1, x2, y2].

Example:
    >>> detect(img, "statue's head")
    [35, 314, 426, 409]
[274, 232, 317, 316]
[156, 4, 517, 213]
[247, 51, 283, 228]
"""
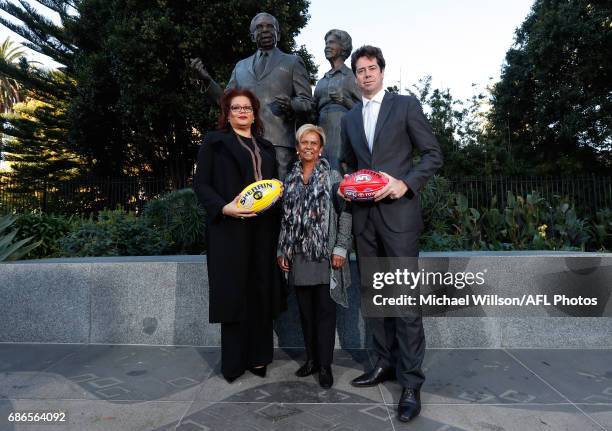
[250, 12, 280, 50]
[324, 29, 353, 62]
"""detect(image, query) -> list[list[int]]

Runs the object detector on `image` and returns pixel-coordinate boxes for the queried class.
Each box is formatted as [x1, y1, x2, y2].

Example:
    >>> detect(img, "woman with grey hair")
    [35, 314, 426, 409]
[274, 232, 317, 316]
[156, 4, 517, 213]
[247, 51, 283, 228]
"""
[277, 124, 352, 389]
[314, 29, 361, 171]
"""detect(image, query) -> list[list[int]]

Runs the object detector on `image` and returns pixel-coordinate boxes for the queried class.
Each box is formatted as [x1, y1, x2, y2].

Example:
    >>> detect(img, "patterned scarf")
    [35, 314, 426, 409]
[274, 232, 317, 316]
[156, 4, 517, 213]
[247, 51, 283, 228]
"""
[278, 159, 330, 261]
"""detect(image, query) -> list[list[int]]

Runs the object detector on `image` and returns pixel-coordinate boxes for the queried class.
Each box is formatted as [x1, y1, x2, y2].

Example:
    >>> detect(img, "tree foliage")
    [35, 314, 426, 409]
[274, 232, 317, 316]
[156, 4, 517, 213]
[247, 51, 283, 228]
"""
[0, 37, 28, 113]
[0, 1, 79, 181]
[2, 95, 81, 182]
[488, 0, 612, 174]
[409, 76, 510, 177]
[1, 0, 315, 188]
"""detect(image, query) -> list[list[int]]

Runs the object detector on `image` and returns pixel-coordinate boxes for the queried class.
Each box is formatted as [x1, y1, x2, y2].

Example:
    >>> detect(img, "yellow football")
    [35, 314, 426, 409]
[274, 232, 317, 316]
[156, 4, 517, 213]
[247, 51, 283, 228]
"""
[236, 179, 283, 213]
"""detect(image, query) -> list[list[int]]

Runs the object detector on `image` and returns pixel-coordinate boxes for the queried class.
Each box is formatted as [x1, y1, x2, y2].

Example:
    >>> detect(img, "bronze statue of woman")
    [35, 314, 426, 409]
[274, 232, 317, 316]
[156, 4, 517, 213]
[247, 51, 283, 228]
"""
[314, 29, 361, 171]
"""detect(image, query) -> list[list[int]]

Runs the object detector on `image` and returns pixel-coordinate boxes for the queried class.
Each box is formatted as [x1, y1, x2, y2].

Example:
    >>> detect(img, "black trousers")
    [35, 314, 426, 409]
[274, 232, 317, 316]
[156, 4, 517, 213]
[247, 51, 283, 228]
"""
[294, 284, 337, 367]
[220, 286, 274, 379]
[355, 207, 426, 390]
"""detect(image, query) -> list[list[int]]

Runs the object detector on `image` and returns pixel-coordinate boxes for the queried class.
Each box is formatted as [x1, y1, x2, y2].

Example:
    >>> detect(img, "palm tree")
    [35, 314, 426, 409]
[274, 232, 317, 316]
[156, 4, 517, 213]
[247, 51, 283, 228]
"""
[0, 37, 27, 113]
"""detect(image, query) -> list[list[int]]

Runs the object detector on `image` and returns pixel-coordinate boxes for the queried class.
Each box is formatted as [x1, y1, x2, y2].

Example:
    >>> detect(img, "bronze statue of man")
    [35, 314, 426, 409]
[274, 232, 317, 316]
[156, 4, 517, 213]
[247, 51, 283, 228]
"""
[192, 12, 313, 179]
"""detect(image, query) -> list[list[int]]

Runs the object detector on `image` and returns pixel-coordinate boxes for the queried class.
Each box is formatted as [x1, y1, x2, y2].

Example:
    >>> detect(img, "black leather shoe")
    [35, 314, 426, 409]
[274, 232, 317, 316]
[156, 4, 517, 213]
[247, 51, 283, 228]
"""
[295, 360, 318, 377]
[318, 366, 333, 389]
[397, 388, 421, 422]
[223, 372, 242, 383]
[249, 366, 267, 378]
[350, 365, 395, 387]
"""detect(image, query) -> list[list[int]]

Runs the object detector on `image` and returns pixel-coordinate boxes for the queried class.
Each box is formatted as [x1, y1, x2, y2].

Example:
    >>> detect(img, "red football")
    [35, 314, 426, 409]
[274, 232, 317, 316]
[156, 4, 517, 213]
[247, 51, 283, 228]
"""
[339, 169, 389, 201]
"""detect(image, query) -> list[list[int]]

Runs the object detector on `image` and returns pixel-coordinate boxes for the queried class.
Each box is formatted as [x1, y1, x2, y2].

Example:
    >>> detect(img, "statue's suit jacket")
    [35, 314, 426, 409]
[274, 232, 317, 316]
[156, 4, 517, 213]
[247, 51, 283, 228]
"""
[210, 47, 312, 149]
[340, 92, 443, 236]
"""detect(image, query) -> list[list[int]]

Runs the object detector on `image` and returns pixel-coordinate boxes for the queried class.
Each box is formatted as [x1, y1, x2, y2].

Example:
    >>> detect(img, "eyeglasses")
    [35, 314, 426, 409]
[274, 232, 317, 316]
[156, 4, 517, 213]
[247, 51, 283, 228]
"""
[230, 105, 254, 113]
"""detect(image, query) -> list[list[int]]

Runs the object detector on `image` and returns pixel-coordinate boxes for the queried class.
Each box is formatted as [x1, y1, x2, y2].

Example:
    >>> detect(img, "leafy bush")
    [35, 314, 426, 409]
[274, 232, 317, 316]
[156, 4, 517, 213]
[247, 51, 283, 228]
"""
[58, 209, 167, 257]
[143, 188, 206, 254]
[0, 215, 41, 261]
[420, 175, 453, 231]
[8, 178, 607, 258]
[592, 209, 612, 251]
[421, 182, 607, 251]
[14, 213, 74, 259]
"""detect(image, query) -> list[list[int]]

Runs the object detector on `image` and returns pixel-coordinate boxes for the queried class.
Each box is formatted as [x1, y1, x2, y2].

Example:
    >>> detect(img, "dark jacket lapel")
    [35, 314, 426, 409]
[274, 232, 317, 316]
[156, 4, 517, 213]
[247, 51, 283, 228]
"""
[220, 130, 251, 182]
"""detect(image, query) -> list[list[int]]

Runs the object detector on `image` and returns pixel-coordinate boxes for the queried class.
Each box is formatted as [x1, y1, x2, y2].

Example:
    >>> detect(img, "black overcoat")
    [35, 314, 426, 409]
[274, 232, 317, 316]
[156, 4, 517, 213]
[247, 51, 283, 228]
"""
[193, 129, 286, 323]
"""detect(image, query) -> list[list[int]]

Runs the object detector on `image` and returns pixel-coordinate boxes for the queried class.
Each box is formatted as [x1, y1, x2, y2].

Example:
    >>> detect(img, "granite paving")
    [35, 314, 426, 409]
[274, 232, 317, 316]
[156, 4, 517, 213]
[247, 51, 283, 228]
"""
[0, 344, 609, 431]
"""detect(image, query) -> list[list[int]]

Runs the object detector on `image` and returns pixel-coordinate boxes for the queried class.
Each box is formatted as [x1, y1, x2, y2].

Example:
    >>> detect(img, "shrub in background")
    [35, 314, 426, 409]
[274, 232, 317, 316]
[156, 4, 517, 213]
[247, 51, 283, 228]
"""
[58, 209, 167, 257]
[592, 209, 612, 251]
[421, 185, 599, 251]
[143, 188, 206, 254]
[14, 213, 74, 259]
[420, 176, 467, 251]
[0, 215, 41, 261]
[6, 179, 606, 259]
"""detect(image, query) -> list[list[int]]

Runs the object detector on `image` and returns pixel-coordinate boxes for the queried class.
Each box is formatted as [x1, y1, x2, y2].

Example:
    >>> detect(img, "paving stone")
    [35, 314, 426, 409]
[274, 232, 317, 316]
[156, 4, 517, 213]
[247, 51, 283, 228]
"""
[16, 345, 218, 401]
[0, 398, 187, 431]
[169, 402, 394, 431]
[387, 403, 605, 431]
[508, 349, 612, 404]
[196, 348, 383, 404]
[0, 344, 82, 373]
[579, 404, 612, 431]
[378, 349, 565, 405]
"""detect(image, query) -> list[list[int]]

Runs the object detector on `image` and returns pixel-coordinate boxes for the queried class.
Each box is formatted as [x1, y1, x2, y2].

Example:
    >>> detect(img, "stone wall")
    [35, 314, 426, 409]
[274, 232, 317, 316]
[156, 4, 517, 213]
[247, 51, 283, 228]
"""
[1, 253, 610, 348]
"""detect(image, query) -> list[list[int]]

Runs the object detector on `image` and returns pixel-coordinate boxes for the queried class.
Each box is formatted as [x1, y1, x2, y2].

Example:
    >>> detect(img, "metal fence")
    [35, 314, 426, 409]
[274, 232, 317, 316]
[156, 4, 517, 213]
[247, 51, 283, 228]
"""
[1, 174, 611, 215]
[448, 175, 612, 212]
[0, 176, 192, 215]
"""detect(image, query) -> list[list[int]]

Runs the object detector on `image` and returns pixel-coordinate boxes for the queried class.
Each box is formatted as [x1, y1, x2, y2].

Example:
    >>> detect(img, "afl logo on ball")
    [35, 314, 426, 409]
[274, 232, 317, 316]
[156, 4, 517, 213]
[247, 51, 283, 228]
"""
[253, 191, 263, 200]
[354, 173, 372, 183]
[338, 169, 389, 201]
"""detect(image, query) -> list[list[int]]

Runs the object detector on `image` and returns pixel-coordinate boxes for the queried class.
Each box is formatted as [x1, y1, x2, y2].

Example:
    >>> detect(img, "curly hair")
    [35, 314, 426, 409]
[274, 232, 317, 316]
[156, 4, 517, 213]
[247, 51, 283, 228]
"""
[217, 88, 264, 137]
[351, 45, 386, 74]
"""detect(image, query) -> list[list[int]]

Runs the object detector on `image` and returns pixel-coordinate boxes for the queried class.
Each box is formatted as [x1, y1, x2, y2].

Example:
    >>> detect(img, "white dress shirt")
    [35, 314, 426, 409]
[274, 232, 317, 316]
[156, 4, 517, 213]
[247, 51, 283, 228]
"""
[362, 89, 385, 152]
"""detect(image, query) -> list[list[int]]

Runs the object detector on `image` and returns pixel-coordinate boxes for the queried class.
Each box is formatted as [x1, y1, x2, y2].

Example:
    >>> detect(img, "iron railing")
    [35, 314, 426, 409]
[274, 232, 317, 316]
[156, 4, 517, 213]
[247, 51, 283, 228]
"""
[1, 174, 610, 215]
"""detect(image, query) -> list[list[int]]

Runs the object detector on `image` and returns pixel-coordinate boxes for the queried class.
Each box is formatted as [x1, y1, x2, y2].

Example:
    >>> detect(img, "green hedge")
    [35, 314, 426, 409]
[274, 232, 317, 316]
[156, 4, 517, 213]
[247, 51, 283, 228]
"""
[14, 213, 74, 259]
[58, 209, 168, 257]
[421, 176, 612, 252]
[0, 215, 41, 261]
[7, 189, 206, 258]
[6, 182, 610, 259]
[143, 188, 206, 254]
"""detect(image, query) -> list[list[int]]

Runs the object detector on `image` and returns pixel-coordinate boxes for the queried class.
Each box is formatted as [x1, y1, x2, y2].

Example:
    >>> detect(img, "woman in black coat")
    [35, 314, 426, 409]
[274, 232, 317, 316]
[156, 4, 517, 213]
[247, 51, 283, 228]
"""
[193, 88, 286, 383]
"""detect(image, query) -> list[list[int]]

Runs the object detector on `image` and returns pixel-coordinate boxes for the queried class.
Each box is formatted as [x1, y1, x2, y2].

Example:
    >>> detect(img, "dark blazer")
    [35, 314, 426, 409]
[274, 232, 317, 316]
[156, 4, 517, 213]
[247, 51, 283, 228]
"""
[340, 92, 443, 235]
[193, 129, 286, 323]
[208, 47, 313, 149]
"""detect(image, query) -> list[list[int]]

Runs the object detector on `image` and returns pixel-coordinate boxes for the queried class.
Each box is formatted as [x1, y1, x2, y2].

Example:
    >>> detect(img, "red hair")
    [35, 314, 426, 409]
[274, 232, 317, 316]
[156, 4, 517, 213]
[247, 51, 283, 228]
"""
[217, 88, 265, 137]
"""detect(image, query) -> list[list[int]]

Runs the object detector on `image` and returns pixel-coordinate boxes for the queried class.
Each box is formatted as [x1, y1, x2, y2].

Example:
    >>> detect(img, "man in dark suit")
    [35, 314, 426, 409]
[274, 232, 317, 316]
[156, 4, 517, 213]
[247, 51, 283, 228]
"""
[191, 12, 313, 179]
[339, 45, 443, 422]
